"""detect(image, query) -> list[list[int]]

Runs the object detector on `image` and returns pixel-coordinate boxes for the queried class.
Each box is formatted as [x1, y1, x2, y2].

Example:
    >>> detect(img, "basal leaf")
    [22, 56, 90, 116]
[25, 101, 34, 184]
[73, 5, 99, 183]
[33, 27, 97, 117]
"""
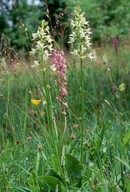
[40, 176, 63, 191]
[65, 154, 83, 182]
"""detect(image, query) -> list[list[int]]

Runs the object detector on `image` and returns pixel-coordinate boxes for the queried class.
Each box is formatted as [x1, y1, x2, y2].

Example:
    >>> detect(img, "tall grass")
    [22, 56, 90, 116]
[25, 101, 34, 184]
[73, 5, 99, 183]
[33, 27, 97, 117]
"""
[0, 8, 130, 192]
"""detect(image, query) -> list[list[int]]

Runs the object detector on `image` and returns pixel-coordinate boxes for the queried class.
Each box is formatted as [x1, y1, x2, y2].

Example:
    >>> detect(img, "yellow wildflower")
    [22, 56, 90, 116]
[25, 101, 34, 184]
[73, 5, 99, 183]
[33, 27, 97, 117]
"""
[31, 99, 41, 105]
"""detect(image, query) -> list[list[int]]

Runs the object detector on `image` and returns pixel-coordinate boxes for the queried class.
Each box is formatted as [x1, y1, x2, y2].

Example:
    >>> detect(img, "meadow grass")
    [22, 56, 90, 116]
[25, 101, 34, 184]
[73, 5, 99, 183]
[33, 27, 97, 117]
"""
[0, 43, 130, 191]
[0, 9, 130, 192]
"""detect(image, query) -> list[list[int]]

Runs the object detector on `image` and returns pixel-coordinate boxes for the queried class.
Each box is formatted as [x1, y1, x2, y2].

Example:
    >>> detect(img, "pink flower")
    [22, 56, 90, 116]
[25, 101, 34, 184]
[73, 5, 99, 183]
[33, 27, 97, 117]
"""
[53, 50, 67, 80]
[113, 37, 119, 55]
[60, 86, 68, 98]
[53, 50, 68, 115]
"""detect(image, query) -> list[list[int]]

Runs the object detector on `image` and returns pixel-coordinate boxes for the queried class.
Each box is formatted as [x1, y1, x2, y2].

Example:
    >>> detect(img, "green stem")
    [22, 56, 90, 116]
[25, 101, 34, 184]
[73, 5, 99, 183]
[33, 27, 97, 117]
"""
[40, 52, 63, 175]
[116, 54, 119, 82]
[80, 46, 84, 163]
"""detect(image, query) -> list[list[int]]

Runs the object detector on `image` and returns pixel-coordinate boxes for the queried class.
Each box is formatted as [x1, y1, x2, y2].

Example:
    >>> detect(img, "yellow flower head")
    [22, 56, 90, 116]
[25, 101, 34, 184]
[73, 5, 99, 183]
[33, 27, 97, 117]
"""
[31, 99, 41, 105]
[119, 83, 125, 92]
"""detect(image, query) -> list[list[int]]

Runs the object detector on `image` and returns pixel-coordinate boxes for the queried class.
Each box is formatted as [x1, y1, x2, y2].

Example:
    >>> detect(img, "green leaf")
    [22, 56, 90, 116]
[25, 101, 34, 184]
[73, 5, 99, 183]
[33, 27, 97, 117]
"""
[65, 154, 83, 182]
[47, 169, 65, 186]
[35, 151, 40, 174]
[116, 156, 130, 169]
[40, 176, 63, 191]
[123, 130, 130, 146]
[51, 154, 59, 172]
[35, 152, 44, 176]
[69, 134, 81, 154]
[27, 171, 38, 187]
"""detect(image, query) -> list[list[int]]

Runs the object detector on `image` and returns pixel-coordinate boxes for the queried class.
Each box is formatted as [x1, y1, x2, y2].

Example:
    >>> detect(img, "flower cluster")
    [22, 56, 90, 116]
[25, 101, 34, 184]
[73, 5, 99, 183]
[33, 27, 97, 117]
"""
[53, 50, 68, 115]
[113, 37, 119, 55]
[69, 7, 94, 60]
[30, 20, 53, 66]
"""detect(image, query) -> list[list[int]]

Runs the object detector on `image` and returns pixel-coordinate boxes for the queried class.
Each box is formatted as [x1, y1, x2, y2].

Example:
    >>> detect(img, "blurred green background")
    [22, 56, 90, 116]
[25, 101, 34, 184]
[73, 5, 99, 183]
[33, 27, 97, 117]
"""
[0, 0, 130, 53]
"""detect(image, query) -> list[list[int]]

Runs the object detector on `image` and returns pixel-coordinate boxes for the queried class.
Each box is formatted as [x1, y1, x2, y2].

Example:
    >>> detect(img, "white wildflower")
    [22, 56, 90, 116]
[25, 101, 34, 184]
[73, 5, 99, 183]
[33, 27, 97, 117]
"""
[46, 35, 53, 43]
[69, 7, 93, 59]
[36, 41, 43, 50]
[31, 61, 39, 68]
[88, 52, 95, 61]
[30, 48, 36, 55]
[30, 19, 53, 63]
[70, 49, 78, 56]
[51, 64, 57, 72]
[43, 50, 51, 61]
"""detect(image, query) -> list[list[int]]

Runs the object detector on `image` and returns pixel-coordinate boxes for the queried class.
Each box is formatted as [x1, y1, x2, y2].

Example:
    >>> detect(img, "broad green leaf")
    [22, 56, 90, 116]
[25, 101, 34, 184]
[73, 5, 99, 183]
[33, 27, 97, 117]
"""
[65, 154, 83, 182]
[40, 176, 63, 191]
[47, 169, 65, 186]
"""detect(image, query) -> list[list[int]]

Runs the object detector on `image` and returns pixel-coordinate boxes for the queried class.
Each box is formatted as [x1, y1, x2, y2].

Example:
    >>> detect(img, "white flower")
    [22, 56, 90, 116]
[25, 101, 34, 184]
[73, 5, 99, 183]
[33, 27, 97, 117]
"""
[69, 7, 93, 59]
[51, 64, 57, 72]
[69, 37, 74, 44]
[32, 61, 39, 68]
[86, 28, 92, 34]
[70, 49, 78, 56]
[88, 52, 95, 61]
[36, 41, 43, 49]
[43, 50, 51, 61]
[30, 48, 36, 55]
[30, 19, 53, 63]
[86, 41, 92, 48]
[46, 35, 53, 43]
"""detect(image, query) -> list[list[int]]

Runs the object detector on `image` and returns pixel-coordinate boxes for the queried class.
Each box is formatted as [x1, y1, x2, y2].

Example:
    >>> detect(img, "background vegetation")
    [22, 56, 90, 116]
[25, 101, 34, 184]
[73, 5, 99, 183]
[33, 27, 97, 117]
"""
[0, 1, 130, 191]
[0, 0, 130, 52]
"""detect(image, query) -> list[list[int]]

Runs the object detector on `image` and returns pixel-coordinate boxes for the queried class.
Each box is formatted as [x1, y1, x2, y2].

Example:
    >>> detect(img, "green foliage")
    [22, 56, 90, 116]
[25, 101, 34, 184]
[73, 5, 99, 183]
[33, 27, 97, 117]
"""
[0, 15, 8, 36]
[1, 0, 130, 51]
[0, 8, 130, 191]
[0, 0, 43, 51]
[0, 43, 130, 191]
[39, 176, 64, 191]
[66, 0, 130, 41]
[65, 154, 83, 185]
